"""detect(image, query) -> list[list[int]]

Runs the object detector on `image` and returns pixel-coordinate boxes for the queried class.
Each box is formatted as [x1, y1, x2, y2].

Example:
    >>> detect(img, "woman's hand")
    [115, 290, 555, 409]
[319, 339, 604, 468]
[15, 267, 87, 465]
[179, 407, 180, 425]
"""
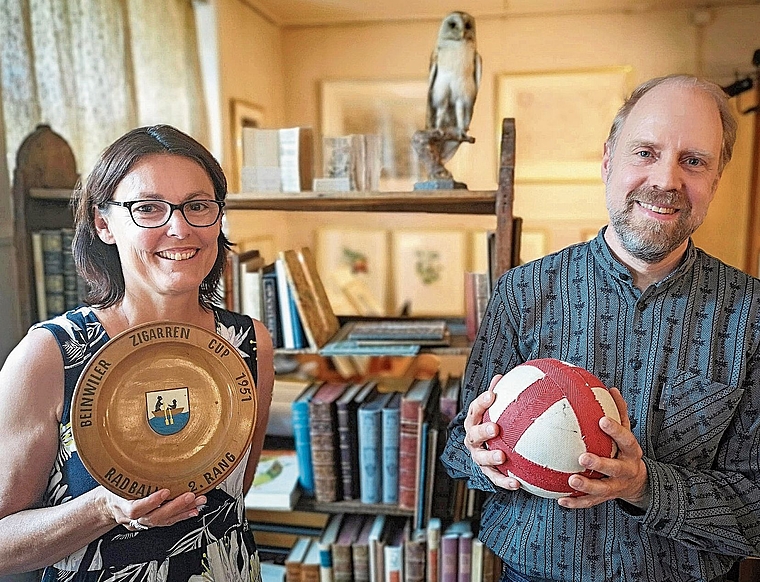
[103, 487, 207, 531]
[463, 375, 521, 492]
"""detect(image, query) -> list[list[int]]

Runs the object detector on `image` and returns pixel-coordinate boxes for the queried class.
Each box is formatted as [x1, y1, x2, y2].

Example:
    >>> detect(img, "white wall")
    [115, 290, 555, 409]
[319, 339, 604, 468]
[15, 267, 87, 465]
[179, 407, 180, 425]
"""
[249, 6, 759, 266]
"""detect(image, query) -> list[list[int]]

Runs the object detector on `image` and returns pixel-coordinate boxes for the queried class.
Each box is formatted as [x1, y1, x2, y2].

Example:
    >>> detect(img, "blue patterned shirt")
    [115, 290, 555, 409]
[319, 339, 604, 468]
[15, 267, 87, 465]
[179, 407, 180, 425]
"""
[441, 229, 760, 582]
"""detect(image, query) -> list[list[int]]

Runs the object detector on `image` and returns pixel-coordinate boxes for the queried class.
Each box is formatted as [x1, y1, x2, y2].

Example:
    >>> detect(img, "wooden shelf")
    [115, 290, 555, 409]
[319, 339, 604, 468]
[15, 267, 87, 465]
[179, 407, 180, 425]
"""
[226, 190, 497, 214]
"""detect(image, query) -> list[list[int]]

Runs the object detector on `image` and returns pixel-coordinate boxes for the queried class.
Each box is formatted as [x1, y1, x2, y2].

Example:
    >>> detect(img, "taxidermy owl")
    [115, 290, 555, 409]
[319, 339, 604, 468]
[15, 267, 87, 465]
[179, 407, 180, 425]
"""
[426, 11, 482, 140]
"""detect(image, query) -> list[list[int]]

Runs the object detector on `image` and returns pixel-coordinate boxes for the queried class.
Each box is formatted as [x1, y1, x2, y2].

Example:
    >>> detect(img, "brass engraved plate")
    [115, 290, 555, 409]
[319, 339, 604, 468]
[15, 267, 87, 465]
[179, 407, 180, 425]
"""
[72, 321, 257, 500]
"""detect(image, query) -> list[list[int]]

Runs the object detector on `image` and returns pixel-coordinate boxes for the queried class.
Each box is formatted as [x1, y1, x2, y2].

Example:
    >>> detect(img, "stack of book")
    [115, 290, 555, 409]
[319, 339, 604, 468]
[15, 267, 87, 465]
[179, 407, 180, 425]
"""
[240, 127, 314, 193]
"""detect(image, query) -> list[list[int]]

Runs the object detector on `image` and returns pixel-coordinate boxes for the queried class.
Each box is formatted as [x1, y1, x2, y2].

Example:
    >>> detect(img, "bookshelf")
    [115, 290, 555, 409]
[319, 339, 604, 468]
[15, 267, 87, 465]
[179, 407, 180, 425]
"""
[228, 118, 517, 280]
[12, 125, 80, 332]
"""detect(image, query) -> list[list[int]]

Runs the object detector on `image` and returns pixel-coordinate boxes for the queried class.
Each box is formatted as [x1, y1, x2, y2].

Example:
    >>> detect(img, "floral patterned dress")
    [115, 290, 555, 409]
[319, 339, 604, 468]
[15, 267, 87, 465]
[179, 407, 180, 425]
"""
[34, 306, 262, 582]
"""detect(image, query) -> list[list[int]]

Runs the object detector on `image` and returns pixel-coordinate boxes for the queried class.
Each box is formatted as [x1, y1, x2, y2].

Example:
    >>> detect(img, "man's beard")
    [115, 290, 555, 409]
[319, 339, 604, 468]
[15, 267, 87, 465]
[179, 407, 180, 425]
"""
[607, 186, 702, 264]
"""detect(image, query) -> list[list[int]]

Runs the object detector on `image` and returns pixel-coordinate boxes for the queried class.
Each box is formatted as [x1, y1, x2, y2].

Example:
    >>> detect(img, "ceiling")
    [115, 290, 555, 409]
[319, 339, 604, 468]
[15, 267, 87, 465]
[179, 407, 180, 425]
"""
[242, 0, 760, 27]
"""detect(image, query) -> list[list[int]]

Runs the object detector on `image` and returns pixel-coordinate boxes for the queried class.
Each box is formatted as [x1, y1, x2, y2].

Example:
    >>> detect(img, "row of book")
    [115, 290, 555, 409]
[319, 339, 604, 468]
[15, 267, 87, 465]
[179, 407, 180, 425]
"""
[291, 373, 464, 527]
[30, 228, 86, 320]
[226, 247, 340, 350]
[284, 515, 500, 582]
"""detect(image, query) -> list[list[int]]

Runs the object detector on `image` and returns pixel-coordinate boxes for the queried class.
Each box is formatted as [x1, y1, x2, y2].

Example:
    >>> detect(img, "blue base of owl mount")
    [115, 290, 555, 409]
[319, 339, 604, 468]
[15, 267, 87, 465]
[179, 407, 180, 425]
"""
[413, 179, 468, 190]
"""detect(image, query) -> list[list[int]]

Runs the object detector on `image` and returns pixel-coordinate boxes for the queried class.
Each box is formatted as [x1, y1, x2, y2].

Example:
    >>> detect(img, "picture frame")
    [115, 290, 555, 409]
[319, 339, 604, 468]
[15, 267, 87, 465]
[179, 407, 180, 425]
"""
[391, 230, 467, 317]
[230, 98, 265, 192]
[315, 227, 390, 316]
[320, 79, 428, 191]
[496, 67, 632, 183]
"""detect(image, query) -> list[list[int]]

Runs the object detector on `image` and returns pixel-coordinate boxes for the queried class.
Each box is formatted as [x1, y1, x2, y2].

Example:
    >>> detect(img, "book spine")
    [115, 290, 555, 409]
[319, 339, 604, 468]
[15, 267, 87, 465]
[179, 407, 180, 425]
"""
[404, 537, 426, 582]
[426, 520, 441, 582]
[31, 232, 47, 321]
[358, 405, 383, 504]
[310, 400, 341, 502]
[470, 538, 483, 582]
[381, 403, 400, 504]
[292, 400, 315, 495]
[61, 229, 79, 310]
[275, 258, 296, 348]
[319, 544, 334, 582]
[262, 272, 282, 348]
[457, 533, 472, 582]
[41, 229, 65, 317]
[440, 535, 459, 582]
[352, 542, 370, 582]
[337, 400, 359, 501]
[302, 564, 321, 582]
[397, 402, 419, 510]
[332, 543, 353, 582]
[384, 543, 403, 582]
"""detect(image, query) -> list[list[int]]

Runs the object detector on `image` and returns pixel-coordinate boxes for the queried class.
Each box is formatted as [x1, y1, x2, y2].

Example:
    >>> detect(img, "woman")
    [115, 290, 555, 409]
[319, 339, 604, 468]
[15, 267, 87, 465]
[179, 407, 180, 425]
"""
[0, 125, 274, 580]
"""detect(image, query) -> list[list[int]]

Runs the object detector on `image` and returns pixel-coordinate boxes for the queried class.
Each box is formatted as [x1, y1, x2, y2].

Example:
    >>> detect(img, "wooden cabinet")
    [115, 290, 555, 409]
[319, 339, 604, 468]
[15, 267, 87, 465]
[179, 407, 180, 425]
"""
[11, 125, 79, 331]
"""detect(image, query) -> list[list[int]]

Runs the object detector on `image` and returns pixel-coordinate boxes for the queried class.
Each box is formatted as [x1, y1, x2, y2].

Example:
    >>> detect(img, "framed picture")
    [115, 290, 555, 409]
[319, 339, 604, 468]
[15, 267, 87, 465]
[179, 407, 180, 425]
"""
[316, 227, 389, 316]
[230, 98, 265, 192]
[320, 79, 428, 191]
[496, 67, 632, 183]
[391, 230, 467, 317]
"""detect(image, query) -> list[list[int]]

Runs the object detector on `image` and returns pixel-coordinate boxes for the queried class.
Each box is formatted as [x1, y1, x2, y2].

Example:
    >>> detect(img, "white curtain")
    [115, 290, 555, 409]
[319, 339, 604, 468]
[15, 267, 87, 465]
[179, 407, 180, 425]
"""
[0, 0, 208, 177]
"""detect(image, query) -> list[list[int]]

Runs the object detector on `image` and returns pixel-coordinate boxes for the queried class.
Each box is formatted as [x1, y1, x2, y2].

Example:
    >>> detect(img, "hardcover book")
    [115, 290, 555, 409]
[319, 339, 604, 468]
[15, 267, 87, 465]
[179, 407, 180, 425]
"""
[404, 528, 427, 582]
[280, 247, 340, 349]
[426, 518, 441, 582]
[40, 229, 65, 317]
[381, 392, 401, 504]
[319, 513, 345, 582]
[398, 376, 440, 511]
[347, 320, 449, 346]
[336, 381, 373, 500]
[358, 391, 394, 504]
[309, 382, 349, 502]
[262, 266, 283, 348]
[353, 515, 376, 582]
[383, 518, 408, 582]
[332, 514, 366, 582]
[292, 382, 321, 494]
[368, 515, 388, 582]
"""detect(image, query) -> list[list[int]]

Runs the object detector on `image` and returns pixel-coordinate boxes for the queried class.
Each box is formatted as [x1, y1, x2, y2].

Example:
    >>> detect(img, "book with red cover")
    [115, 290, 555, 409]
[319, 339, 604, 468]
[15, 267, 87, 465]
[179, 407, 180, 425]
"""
[309, 382, 349, 502]
[398, 376, 440, 510]
[426, 518, 441, 582]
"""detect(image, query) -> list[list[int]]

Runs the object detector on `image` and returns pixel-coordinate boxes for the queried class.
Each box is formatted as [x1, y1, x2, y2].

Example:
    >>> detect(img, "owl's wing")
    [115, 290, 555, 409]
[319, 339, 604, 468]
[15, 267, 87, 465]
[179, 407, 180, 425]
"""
[474, 51, 483, 93]
[426, 49, 439, 129]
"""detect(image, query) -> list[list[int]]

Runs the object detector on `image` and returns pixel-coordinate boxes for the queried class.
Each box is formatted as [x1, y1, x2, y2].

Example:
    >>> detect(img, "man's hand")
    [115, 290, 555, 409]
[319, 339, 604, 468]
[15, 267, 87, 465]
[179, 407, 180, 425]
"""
[558, 388, 650, 510]
[463, 375, 521, 491]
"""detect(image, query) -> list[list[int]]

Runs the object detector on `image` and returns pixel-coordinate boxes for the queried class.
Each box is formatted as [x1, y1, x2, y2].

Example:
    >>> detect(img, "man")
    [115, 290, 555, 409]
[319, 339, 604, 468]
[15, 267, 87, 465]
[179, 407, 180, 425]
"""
[441, 74, 760, 581]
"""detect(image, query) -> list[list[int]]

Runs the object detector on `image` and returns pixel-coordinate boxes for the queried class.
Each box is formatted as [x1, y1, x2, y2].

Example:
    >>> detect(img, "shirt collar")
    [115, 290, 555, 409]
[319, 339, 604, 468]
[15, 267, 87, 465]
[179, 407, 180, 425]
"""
[589, 225, 697, 288]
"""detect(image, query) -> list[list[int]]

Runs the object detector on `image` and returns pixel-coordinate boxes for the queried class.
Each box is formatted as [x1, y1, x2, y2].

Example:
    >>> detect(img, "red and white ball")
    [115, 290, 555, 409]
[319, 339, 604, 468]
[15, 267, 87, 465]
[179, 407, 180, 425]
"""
[483, 358, 620, 498]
